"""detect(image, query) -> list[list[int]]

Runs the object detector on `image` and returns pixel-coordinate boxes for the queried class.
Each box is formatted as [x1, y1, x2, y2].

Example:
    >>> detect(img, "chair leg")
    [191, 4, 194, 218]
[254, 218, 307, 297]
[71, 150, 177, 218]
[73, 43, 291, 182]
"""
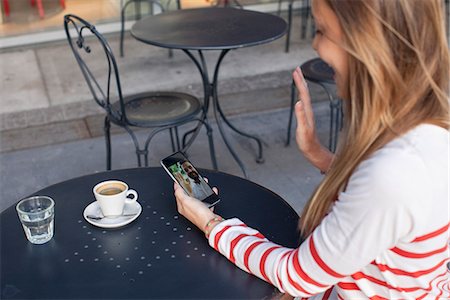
[285, 1, 293, 53]
[104, 117, 112, 170]
[120, 6, 126, 57]
[329, 99, 341, 153]
[179, 117, 218, 170]
[135, 0, 142, 20]
[60, 0, 65, 9]
[300, 0, 309, 39]
[286, 80, 296, 146]
[330, 103, 336, 152]
[169, 127, 181, 152]
[310, 82, 341, 153]
[335, 99, 343, 149]
[308, 0, 316, 38]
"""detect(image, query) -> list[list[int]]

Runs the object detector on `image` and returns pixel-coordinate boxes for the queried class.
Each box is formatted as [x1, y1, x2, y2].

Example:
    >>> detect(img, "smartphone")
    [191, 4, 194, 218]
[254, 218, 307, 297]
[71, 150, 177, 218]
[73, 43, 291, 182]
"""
[160, 151, 220, 207]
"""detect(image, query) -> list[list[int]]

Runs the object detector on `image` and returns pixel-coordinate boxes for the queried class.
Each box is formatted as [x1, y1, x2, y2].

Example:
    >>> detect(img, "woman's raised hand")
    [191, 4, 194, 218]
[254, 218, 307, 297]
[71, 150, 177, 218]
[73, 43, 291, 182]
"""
[292, 67, 334, 173]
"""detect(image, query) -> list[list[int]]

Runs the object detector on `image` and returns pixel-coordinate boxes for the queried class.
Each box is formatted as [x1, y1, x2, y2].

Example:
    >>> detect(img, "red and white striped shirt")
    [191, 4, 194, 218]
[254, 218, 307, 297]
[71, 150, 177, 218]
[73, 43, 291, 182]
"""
[208, 124, 450, 299]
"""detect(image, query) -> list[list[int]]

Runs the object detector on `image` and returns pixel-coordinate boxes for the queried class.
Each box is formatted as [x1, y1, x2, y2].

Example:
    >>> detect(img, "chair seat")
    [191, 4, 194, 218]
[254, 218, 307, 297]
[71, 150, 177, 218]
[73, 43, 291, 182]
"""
[301, 58, 335, 84]
[112, 91, 202, 127]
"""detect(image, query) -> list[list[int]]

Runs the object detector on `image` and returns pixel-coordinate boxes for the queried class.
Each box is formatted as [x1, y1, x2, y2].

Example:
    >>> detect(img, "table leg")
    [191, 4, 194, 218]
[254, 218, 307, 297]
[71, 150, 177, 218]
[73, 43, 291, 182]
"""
[214, 88, 264, 163]
[211, 50, 264, 165]
[180, 116, 218, 171]
[210, 50, 249, 178]
[182, 49, 266, 178]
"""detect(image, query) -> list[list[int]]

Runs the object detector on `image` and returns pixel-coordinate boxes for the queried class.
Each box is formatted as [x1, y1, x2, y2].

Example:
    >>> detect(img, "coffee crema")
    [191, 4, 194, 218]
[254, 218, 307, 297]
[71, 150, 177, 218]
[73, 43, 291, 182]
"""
[96, 183, 126, 196]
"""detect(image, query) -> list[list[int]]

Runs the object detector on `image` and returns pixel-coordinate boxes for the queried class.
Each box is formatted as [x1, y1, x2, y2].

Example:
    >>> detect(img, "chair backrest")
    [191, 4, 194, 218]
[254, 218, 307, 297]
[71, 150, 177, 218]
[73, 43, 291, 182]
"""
[121, 0, 167, 22]
[301, 58, 335, 84]
[64, 14, 126, 123]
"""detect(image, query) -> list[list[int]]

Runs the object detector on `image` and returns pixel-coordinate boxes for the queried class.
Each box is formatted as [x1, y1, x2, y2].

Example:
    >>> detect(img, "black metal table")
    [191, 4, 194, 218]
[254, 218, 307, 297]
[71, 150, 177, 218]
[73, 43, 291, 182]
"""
[1, 168, 300, 299]
[131, 7, 287, 178]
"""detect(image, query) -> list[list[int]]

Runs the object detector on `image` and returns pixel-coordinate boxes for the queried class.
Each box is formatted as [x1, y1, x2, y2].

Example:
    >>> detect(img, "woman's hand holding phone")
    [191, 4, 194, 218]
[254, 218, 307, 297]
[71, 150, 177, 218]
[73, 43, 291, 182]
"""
[161, 151, 220, 207]
[162, 151, 223, 236]
[173, 180, 223, 237]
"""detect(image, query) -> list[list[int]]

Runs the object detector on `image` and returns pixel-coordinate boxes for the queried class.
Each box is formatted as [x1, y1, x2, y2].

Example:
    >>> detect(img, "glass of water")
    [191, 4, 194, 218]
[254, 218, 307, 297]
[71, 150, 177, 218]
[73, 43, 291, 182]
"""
[16, 196, 55, 244]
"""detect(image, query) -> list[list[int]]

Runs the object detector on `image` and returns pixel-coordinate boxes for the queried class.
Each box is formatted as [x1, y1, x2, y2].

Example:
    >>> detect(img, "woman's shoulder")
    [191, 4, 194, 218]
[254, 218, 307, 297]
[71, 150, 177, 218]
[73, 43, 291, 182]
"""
[348, 123, 448, 212]
[388, 123, 448, 152]
[346, 124, 448, 203]
[364, 124, 448, 174]
[342, 124, 448, 238]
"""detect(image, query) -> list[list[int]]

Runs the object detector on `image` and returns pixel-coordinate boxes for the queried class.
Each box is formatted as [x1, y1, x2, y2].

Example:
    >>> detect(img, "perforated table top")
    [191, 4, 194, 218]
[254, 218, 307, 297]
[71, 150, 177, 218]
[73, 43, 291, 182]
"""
[1, 167, 300, 299]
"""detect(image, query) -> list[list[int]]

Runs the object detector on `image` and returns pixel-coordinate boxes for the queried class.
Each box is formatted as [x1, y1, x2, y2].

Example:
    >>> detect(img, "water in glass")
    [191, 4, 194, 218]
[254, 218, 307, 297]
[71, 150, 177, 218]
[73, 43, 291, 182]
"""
[16, 196, 55, 244]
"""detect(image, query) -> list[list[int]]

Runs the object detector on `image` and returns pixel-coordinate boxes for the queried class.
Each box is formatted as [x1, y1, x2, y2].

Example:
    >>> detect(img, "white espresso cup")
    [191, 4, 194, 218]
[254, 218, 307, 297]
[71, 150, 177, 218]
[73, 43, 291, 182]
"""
[93, 180, 138, 217]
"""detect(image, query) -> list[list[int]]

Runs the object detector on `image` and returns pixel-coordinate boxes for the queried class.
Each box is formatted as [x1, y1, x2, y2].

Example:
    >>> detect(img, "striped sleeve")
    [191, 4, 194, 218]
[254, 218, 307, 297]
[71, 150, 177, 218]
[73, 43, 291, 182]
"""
[207, 146, 433, 297]
[208, 218, 335, 296]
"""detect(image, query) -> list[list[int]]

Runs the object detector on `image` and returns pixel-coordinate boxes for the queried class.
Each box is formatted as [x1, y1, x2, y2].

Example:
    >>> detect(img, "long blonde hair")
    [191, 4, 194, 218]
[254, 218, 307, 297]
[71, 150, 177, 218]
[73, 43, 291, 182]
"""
[300, 0, 450, 237]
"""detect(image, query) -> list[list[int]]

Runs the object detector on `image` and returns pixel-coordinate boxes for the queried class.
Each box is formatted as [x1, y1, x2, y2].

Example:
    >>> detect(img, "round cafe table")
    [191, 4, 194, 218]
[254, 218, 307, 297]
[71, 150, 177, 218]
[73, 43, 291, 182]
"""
[131, 8, 287, 178]
[1, 168, 300, 299]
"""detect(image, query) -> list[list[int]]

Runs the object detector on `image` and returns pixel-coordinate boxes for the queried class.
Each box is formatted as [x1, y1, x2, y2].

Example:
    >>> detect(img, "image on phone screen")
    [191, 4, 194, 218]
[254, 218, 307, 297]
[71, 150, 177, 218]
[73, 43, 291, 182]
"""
[161, 152, 220, 207]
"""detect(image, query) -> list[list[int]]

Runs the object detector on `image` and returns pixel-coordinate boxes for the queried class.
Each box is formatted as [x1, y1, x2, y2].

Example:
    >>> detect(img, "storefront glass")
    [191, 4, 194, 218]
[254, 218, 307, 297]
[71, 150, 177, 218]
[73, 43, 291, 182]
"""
[0, 0, 279, 39]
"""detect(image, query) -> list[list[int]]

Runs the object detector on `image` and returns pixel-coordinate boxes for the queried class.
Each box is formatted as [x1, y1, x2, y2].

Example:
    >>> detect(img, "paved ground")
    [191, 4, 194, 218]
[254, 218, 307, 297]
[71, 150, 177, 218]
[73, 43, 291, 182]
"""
[0, 9, 316, 152]
[0, 103, 332, 213]
[0, 10, 335, 214]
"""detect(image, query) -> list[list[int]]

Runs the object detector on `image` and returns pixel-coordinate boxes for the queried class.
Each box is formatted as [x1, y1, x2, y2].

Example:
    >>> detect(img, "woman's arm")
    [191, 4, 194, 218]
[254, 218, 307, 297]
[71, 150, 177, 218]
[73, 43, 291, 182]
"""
[174, 150, 422, 297]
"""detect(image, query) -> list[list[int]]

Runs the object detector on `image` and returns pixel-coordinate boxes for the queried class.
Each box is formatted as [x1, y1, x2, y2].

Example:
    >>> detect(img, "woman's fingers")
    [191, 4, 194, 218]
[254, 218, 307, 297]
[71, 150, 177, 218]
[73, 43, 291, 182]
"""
[174, 181, 187, 196]
[204, 177, 219, 195]
[173, 179, 219, 233]
[295, 100, 309, 130]
[292, 67, 322, 155]
[292, 67, 314, 125]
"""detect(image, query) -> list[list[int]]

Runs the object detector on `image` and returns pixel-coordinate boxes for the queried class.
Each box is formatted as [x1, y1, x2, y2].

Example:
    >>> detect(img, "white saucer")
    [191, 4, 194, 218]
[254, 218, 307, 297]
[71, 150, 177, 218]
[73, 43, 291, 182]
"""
[83, 201, 142, 229]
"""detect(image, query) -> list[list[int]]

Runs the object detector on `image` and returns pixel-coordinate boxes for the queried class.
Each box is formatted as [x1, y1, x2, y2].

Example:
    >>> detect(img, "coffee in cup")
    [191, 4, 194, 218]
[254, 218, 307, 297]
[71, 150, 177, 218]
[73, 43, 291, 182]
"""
[93, 180, 138, 217]
[97, 183, 125, 196]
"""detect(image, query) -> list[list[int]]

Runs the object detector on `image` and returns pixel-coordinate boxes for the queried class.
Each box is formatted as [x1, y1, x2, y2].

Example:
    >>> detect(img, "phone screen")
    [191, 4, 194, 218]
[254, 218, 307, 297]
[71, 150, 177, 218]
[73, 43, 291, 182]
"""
[161, 152, 220, 207]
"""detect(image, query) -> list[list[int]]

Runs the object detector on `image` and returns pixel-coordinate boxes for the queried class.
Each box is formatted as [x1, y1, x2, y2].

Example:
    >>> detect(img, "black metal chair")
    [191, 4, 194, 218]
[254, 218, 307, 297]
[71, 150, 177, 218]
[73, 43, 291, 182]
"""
[64, 14, 217, 170]
[286, 58, 342, 152]
[120, 0, 181, 58]
[277, 0, 314, 52]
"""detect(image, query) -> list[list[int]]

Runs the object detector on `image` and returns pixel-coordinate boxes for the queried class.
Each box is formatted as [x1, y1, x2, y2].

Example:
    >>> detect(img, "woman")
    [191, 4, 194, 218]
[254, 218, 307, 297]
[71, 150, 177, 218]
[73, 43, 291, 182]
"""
[174, 0, 450, 298]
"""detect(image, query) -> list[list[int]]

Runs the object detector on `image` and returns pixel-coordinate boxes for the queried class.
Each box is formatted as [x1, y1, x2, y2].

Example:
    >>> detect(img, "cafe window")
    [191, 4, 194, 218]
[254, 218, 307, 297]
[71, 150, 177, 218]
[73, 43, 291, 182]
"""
[0, 0, 280, 41]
